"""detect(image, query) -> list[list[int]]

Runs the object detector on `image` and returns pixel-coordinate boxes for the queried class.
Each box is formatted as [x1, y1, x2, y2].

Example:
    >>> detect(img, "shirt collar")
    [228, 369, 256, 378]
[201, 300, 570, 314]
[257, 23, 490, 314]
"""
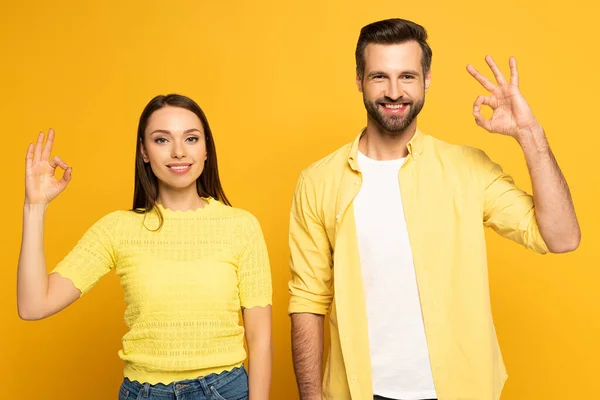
[347, 128, 425, 172]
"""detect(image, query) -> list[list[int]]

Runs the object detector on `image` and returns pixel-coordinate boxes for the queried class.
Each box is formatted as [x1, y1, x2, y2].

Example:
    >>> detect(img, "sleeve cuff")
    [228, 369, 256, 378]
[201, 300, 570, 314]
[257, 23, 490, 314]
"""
[241, 296, 272, 309]
[288, 297, 330, 315]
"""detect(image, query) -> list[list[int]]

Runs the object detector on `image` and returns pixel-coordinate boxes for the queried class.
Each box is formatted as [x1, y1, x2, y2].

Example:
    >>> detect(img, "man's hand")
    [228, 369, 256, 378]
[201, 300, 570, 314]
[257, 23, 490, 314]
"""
[467, 56, 541, 141]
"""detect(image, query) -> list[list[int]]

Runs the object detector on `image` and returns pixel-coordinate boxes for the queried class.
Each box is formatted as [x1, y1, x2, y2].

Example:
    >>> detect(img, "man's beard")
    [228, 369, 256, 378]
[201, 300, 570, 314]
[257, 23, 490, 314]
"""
[363, 95, 425, 134]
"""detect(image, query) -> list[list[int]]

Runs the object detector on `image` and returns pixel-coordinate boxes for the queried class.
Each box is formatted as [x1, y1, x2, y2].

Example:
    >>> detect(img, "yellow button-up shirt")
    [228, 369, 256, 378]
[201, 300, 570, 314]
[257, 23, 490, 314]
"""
[288, 129, 548, 400]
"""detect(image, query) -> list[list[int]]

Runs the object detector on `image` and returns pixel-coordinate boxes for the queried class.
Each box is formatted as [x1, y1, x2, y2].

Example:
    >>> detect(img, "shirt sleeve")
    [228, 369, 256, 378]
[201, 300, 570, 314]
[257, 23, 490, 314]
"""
[238, 214, 273, 309]
[474, 149, 549, 254]
[51, 212, 120, 295]
[288, 172, 334, 315]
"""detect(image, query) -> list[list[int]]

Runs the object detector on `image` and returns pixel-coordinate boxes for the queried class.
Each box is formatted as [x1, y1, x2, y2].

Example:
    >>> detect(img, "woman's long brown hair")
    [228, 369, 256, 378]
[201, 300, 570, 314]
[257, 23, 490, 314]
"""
[132, 94, 231, 227]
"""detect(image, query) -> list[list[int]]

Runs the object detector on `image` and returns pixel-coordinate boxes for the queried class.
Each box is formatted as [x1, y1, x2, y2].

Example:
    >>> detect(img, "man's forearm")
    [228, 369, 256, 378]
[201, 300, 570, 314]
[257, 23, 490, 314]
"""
[517, 126, 581, 252]
[291, 313, 324, 400]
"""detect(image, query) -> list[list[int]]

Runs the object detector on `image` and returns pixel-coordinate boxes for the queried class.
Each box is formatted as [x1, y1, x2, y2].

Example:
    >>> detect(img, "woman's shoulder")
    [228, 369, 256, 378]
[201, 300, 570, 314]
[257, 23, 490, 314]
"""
[90, 209, 147, 229]
[211, 200, 262, 229]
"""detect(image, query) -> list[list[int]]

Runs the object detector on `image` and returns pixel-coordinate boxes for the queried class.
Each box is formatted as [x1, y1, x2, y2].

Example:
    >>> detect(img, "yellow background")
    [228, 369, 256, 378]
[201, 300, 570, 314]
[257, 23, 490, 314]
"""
[1, 1, 598, 399]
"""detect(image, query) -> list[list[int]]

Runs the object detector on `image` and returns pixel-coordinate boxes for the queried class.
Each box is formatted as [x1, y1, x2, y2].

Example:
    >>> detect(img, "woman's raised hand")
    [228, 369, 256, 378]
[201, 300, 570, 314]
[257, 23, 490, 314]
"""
[25, 129, 72, 205]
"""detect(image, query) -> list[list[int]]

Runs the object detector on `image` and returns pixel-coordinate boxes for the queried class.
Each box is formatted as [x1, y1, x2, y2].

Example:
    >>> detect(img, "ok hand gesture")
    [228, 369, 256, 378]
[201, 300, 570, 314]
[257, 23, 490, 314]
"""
[467, 56, 542, 139]
[25, 129, 72, 205]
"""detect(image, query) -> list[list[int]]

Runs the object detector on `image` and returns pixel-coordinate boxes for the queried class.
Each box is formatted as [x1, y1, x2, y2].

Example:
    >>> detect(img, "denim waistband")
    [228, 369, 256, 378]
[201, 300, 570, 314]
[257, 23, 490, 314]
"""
[121, 365, 246, 397]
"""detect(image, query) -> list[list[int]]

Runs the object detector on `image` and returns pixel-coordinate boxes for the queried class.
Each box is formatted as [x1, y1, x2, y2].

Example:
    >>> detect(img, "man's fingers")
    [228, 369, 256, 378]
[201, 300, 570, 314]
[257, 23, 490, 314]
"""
[485, 55, 507, 85]
[473, 111, 492, 131]
[467, 64, 496, 92]
[473, 95, 493, 132]
[473, 95, 495, 112]
[509, 56, 519, 86]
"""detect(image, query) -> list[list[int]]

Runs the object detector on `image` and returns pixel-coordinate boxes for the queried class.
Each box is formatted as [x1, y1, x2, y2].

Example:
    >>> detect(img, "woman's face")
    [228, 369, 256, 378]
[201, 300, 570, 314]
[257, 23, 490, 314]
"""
[141, 106, 207, 192]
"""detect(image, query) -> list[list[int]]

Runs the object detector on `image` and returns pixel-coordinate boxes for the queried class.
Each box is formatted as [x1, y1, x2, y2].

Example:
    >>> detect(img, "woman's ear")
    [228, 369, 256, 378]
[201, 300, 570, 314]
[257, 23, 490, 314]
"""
[140, 141, 150, 163]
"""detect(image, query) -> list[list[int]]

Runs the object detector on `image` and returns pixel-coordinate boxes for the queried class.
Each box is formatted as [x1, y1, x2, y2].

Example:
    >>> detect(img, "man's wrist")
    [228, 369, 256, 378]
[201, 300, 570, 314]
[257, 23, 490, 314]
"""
[515, 124, 548, 152]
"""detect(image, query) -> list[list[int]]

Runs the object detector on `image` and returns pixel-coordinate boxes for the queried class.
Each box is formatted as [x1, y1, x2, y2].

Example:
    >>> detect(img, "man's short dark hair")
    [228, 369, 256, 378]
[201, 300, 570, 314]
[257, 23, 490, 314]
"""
[355, 18, 433, 79]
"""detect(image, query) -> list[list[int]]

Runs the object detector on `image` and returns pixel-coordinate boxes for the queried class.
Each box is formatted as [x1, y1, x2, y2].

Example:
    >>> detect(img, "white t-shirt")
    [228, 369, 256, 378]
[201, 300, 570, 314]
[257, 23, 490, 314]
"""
[354, 151, 437, 400]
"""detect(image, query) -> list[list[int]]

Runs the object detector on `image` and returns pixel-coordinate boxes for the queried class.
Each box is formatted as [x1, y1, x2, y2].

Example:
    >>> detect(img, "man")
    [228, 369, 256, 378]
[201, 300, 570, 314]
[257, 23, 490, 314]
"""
[287, 18, 580, 400]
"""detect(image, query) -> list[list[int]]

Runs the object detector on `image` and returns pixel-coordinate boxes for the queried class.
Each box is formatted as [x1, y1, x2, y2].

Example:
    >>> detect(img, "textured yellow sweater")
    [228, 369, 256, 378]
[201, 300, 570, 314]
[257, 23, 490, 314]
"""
[52, 198, 272, 384]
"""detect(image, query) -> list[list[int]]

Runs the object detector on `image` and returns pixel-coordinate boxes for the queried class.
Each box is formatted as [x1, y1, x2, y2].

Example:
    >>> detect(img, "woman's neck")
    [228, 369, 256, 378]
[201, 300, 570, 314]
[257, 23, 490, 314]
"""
[156, 184, 207, 212]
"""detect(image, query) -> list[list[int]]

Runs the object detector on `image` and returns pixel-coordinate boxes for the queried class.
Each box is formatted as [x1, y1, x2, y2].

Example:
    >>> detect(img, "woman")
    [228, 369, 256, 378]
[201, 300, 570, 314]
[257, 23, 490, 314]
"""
[17, 94, 273, 400]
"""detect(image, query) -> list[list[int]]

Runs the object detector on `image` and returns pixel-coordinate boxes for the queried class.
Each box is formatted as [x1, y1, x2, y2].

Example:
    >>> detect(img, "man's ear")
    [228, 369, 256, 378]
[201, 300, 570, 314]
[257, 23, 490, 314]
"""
[356, 74, 364, 93]
[424, 69, 432, 93]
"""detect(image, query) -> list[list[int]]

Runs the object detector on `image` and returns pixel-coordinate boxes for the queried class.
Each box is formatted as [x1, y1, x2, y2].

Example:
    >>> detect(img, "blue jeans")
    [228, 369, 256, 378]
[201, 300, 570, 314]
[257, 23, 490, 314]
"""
[118, 366, 249, 400]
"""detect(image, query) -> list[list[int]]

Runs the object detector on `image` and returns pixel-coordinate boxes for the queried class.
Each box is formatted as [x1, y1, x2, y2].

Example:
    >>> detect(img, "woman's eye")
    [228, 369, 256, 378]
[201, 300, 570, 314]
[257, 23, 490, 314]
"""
[155, 138, 167, 144]
[186, 137, 199, 143]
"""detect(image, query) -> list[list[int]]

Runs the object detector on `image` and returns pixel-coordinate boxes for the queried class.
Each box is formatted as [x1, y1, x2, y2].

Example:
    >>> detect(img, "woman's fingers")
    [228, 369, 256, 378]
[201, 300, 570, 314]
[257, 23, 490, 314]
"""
[48, 155, 68, 171]
[58, 167, 72, 190]
[25, 143, 34, 169]
[33, 132, 45, 163]
[41, 129, 55, 162]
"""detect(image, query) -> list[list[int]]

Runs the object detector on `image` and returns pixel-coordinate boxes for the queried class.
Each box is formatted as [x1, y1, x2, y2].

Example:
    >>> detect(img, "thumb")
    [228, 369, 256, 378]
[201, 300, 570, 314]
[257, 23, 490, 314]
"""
[57, 167, 72, 191]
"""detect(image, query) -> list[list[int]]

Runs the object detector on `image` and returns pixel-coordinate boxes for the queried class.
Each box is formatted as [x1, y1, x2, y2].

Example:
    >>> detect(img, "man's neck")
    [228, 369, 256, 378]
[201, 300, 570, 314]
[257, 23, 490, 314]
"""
[359, 120, 417, 160]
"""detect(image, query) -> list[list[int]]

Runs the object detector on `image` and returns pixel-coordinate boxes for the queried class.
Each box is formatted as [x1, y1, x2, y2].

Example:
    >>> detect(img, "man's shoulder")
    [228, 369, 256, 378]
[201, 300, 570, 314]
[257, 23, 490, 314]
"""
[425, 133, 489, 164]
[300, 141, 353, 182]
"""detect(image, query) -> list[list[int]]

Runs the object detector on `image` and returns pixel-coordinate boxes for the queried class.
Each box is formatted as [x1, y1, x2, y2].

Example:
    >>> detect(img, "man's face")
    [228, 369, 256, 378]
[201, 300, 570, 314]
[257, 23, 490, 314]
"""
[357, 41, 431, 135]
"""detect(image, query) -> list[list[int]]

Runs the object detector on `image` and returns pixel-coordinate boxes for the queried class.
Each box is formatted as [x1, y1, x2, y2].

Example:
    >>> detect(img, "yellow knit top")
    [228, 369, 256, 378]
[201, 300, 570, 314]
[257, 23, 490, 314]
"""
[52, 198, 272, 384]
